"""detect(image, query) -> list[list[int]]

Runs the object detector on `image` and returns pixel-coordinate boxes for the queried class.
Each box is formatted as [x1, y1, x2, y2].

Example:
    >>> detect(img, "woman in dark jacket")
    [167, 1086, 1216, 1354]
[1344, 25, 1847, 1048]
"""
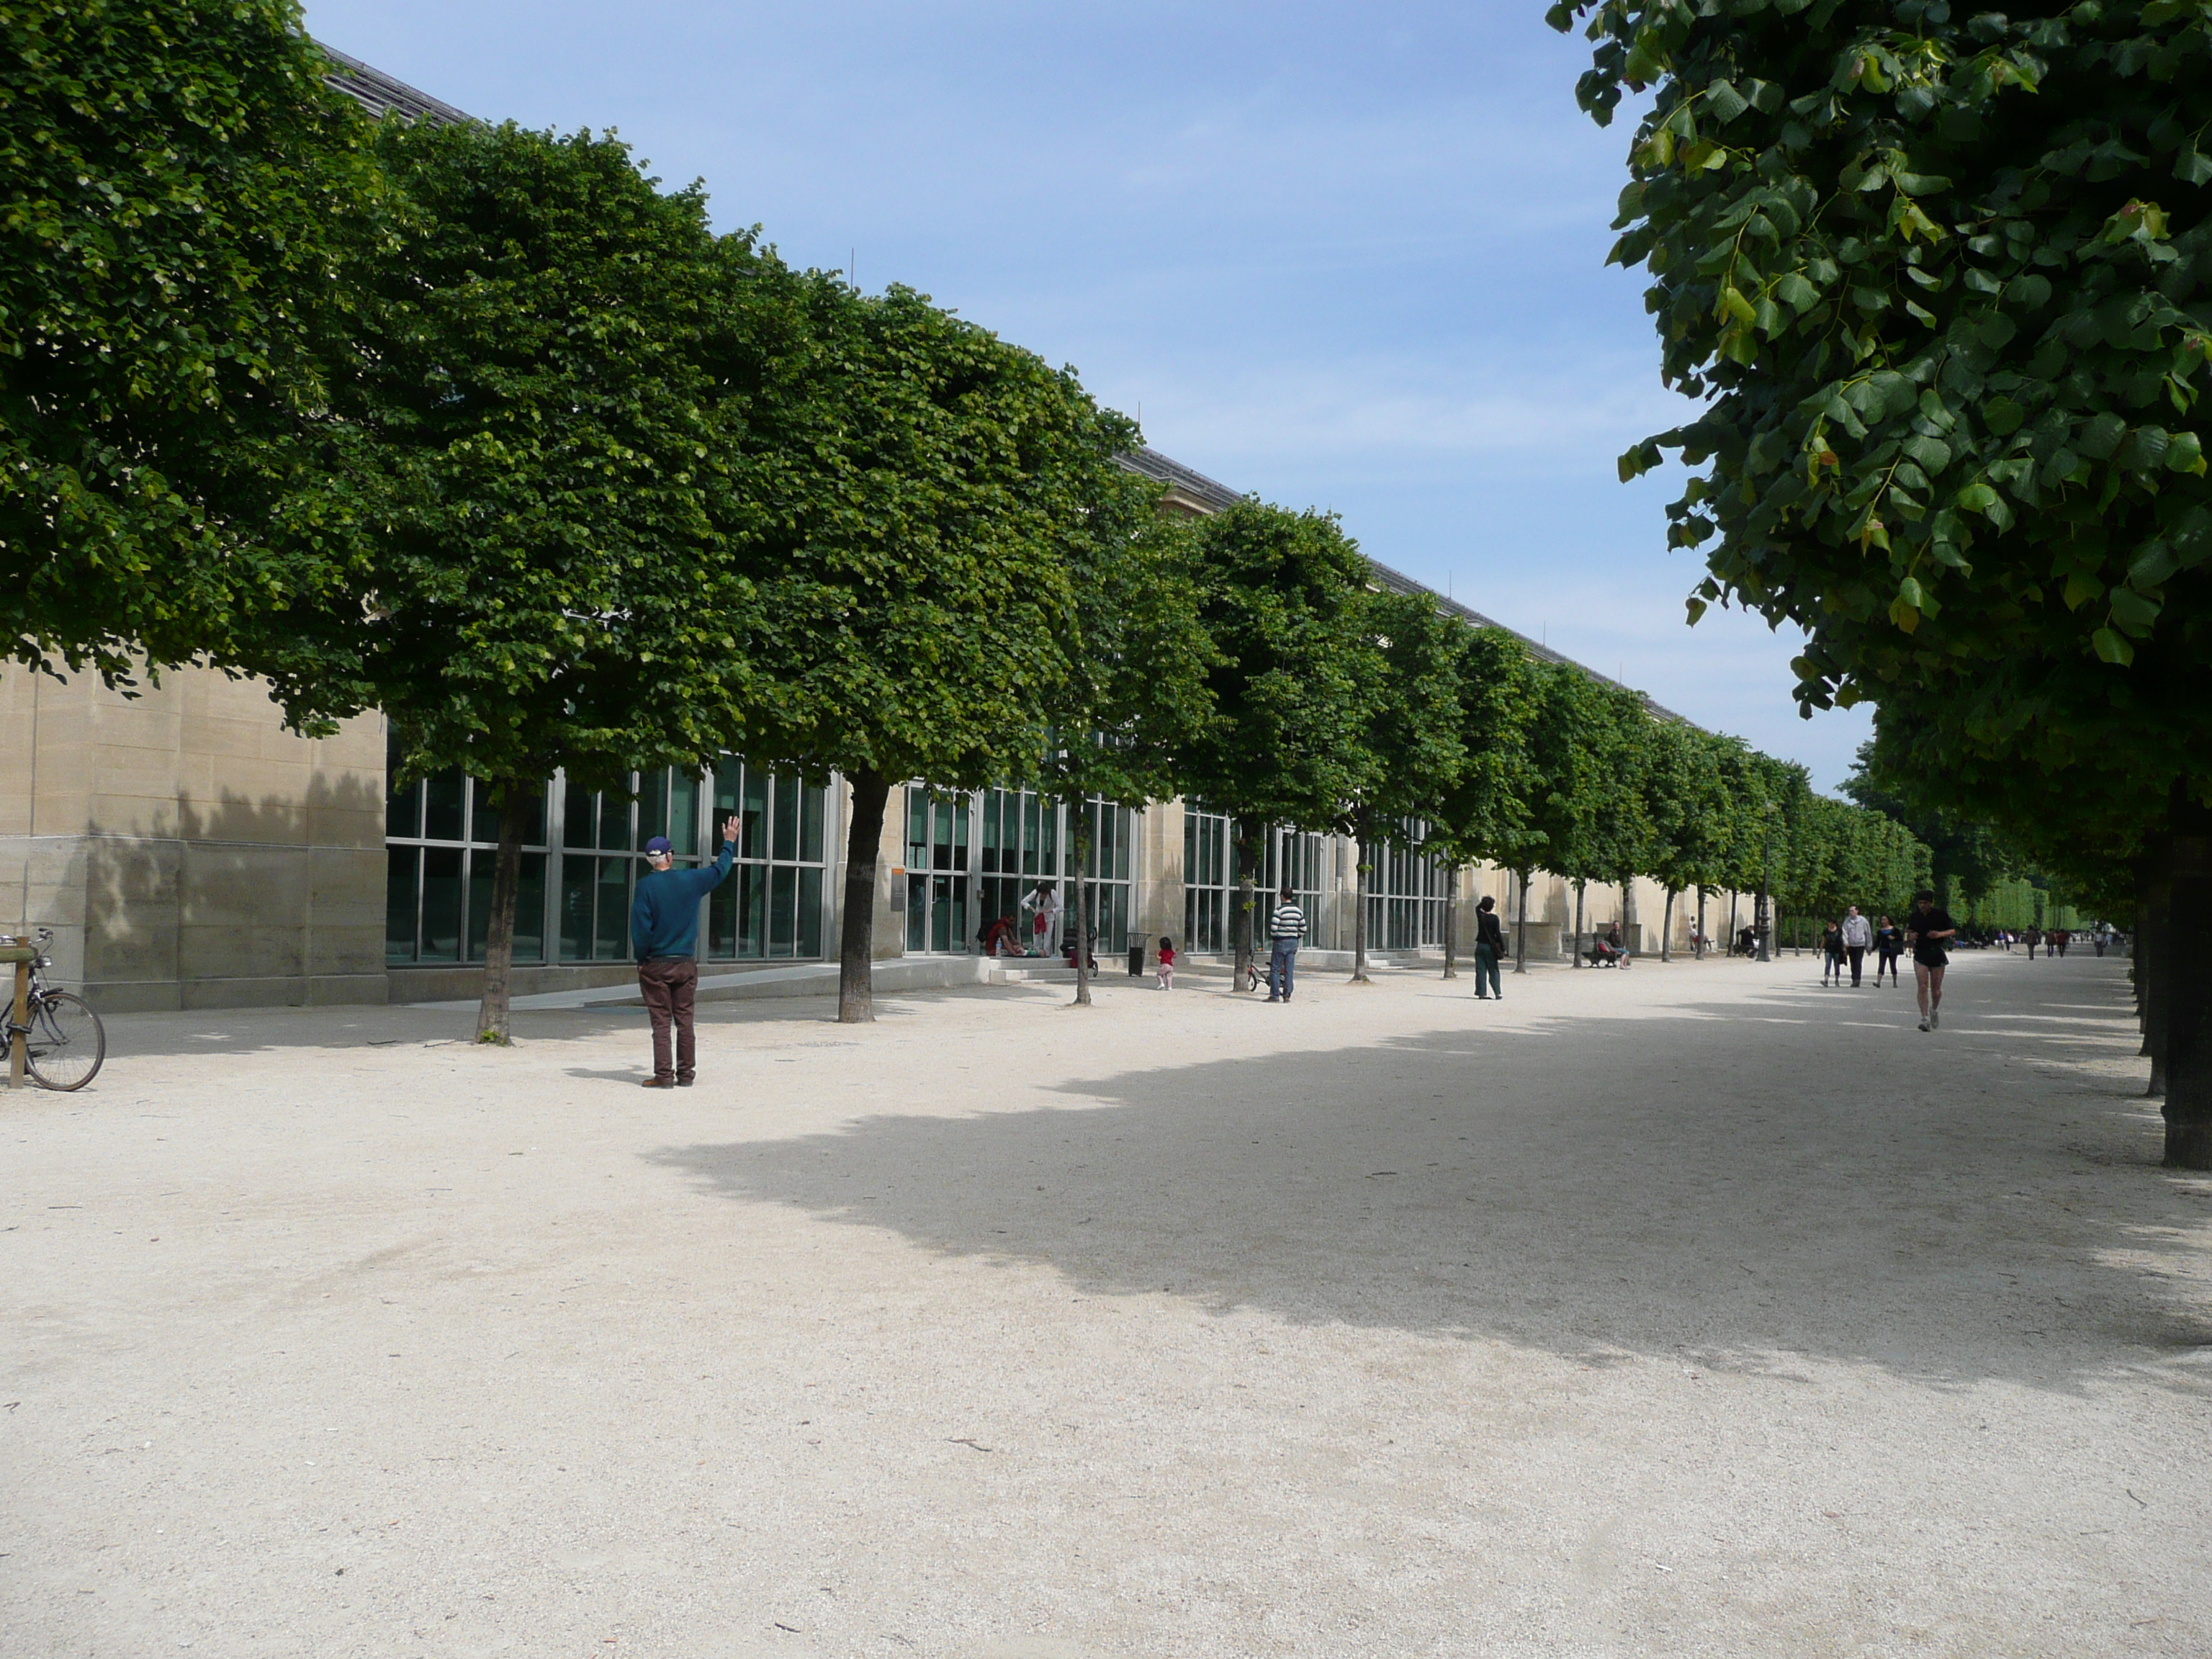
[1874, 917, 1905, 986]
[1473, 894, 1505, 1000]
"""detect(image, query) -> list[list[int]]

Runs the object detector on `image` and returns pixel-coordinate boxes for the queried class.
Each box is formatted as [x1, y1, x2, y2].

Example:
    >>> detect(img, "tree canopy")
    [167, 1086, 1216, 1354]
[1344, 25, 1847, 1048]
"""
[2, 1, 377, 685]
[719, 279, 1140, 1020]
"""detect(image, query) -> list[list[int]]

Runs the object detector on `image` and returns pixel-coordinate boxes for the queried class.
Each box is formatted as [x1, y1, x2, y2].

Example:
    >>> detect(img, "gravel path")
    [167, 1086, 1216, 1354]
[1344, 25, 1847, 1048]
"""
[4, 949, 2207, 1657]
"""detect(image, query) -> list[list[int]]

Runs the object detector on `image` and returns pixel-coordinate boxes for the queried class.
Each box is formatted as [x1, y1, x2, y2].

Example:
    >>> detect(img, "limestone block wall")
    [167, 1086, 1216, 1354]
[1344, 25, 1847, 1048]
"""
[0, 663, 387, 1012]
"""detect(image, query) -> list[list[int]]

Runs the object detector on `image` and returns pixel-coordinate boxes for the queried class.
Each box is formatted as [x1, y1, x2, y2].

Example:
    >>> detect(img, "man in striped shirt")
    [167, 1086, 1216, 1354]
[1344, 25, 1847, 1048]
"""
[1265, 887, 1305, 1003]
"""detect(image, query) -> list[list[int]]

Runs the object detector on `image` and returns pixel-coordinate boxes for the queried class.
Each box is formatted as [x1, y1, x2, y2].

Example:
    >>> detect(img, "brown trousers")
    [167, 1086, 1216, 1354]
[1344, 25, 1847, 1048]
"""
[637, 956, 699, 1082]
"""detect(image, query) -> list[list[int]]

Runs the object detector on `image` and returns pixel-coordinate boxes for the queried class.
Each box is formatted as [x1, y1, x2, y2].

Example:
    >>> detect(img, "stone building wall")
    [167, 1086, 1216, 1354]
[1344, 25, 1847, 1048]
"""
[1, 663, 387, 1012]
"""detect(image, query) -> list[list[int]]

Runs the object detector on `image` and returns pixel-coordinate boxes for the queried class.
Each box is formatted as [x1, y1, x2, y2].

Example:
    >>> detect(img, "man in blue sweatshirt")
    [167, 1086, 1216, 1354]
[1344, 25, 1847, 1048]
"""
[631, 814, 741, 1087]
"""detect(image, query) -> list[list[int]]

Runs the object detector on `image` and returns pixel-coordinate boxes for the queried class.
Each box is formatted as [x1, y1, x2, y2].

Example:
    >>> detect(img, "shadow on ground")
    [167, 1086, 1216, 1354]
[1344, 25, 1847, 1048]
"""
[85, 980, 1070, 1062]
[649, 960, 2212, 1394]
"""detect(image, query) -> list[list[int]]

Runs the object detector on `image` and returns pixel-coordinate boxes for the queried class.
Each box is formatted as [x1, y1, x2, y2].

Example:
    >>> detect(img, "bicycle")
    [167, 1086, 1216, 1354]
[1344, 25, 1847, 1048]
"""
[5, 929, 105, 1091]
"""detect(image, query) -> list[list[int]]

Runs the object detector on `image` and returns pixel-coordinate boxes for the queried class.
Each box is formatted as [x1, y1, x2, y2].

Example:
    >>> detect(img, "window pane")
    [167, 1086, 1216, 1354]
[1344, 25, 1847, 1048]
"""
[423, 769, 465, 842]
[801, 784, 824, 864]
[559, 855, 593, 961]
[600, 783, 632, 853]
[639, 768, 670, 850]
[594, 858, 630, 958]
[385, 732, 420, 838]
[670, 770, 699, 858]
[773, 777, 798, 863]
[707, 873, 737, 960]
[712, 758, 741, 817]
[797, 868, 823, 957]
[770, 866, 798, 957]
[471, 780, 548, 848]
[463, 848, 544, 962]
[385, 848, 418, 963]
[907, 787, 927, 870]
[565, 783, 595, 849]
[742, 768, 768, 860]
[739, 862, 767, 958]
[513, 853, 547, 963]
[467, 848, 495, 961]
[420, 846, 462, 961]
[906, 865, 925, 951]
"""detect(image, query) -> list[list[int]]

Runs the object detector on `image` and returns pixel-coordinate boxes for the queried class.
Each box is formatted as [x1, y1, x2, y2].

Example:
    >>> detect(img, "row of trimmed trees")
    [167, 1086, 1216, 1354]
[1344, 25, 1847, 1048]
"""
[7, 8, 1923, 1043]
[1552, 0, 2212, 1161]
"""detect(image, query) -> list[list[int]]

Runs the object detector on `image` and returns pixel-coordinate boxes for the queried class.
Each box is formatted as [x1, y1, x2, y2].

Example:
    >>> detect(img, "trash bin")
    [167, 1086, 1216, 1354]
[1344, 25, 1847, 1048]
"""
[1128, 943, 1145, 977]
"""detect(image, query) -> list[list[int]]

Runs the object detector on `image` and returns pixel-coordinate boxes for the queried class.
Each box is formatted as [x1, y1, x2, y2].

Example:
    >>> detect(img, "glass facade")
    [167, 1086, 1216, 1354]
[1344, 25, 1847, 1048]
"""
[1183, 808, 1325, 954]
[909, 786, 1136, 957]
[706, 759, 827, 962]
[385, 735, 551, 966]
[385, 729, 830, 968]
[1365, 819, 1448, 950]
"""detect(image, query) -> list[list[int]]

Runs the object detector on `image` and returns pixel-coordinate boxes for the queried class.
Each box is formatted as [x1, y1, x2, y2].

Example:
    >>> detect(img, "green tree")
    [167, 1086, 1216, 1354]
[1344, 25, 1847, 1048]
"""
[1843, 741, 2016, 902]
[1517, 665, 1629, 968]
[1642, 719, 1739, 958]
[1177, 500, 1380, 990]
[1336, 587, 1466, 982]
[296, 120, 770, 1044]
[1552, 0, 2212, 1159]
[4, 2, 377, 684]
[724, 281, 1127, 1023]
[1033, 481, 1218, 1008]
[1428, 627, 1541, 978]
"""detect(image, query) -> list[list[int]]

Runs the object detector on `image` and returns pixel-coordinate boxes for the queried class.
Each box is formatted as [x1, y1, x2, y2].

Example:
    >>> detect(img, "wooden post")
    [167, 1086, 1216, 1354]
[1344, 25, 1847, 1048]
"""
[3, 940, 32, 1089]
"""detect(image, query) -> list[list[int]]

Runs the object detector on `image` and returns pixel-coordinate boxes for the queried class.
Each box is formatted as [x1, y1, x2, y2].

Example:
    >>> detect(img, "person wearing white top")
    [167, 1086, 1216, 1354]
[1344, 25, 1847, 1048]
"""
[1840, 906, 1874, 987]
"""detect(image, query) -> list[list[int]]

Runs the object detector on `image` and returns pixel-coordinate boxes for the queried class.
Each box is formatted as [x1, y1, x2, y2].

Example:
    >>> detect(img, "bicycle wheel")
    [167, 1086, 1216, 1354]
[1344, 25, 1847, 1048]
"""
[25, 991, 104, 1091]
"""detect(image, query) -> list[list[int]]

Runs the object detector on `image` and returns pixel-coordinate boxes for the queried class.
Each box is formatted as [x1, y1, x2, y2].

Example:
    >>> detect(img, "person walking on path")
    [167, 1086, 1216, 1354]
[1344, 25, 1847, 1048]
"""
[1473, 894, 1504, 1001]
[1840, 906, 1873, 987]
[1906, 889, 1958, 1032]
[2025, 927, 2038, 960]
[1155, 936, 1176, 991]
[1874, 916, 1904, 986]
[632, 816, 742, 1087]
[1264, 887, 1305, 1003]
[1820, 920, 1846, 986]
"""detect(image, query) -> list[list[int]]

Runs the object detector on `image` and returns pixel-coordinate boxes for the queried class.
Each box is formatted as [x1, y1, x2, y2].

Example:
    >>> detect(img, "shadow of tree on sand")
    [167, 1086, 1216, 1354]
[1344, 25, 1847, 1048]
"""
[647, 959, 2212, 1396]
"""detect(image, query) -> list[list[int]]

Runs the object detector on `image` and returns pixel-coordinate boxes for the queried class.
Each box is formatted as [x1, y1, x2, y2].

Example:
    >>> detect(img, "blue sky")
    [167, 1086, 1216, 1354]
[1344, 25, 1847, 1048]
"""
[304, 0, 1874, 791]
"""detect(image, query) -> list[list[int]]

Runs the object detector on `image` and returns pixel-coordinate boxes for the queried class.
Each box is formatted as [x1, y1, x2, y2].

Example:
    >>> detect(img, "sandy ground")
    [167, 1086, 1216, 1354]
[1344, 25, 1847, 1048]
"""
[4, 948, 2208, 1658]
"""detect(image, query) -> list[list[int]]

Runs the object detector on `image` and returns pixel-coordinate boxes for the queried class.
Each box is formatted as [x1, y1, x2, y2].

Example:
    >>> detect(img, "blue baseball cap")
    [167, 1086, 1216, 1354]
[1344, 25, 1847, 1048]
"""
[644, 835, 673, 855]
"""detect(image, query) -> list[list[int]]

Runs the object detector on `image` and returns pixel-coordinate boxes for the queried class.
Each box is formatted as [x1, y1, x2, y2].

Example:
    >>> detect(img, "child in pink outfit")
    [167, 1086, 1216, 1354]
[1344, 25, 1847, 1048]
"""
[1155, 936, 1176, 989]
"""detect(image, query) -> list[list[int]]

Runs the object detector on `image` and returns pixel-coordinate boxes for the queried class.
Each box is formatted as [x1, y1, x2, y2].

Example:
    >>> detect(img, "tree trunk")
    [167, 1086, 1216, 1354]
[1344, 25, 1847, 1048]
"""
[1233, 824, 1259, 993]
[1442, 864, 1458, 979]
[1661, 886, 1676, 963]
[1513, 868, 1530, 974]
[2164, 784, 2212, 1166]
[1572, 880, 1585, 968]
[474, 779, 537, 1046]
[1755, 883, 1771, 962]
[837, 770, 890, 1025]
[1351, 824, 1372, 983]
[1622, 880, 1639, 958]
[2140, 845, 2168, 1092]
[1070, 794, 1092, 1007]
[1696, 886, 1708, 960]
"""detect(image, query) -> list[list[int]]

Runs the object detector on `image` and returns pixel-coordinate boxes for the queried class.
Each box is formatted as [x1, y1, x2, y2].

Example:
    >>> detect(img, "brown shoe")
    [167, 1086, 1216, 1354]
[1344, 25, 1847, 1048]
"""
[641, 1076, 675, 1089]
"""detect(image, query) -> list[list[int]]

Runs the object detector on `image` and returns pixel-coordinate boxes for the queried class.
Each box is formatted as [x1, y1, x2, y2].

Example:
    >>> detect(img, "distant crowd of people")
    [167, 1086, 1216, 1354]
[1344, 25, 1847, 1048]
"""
[1802, 902, 2123, 1035]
